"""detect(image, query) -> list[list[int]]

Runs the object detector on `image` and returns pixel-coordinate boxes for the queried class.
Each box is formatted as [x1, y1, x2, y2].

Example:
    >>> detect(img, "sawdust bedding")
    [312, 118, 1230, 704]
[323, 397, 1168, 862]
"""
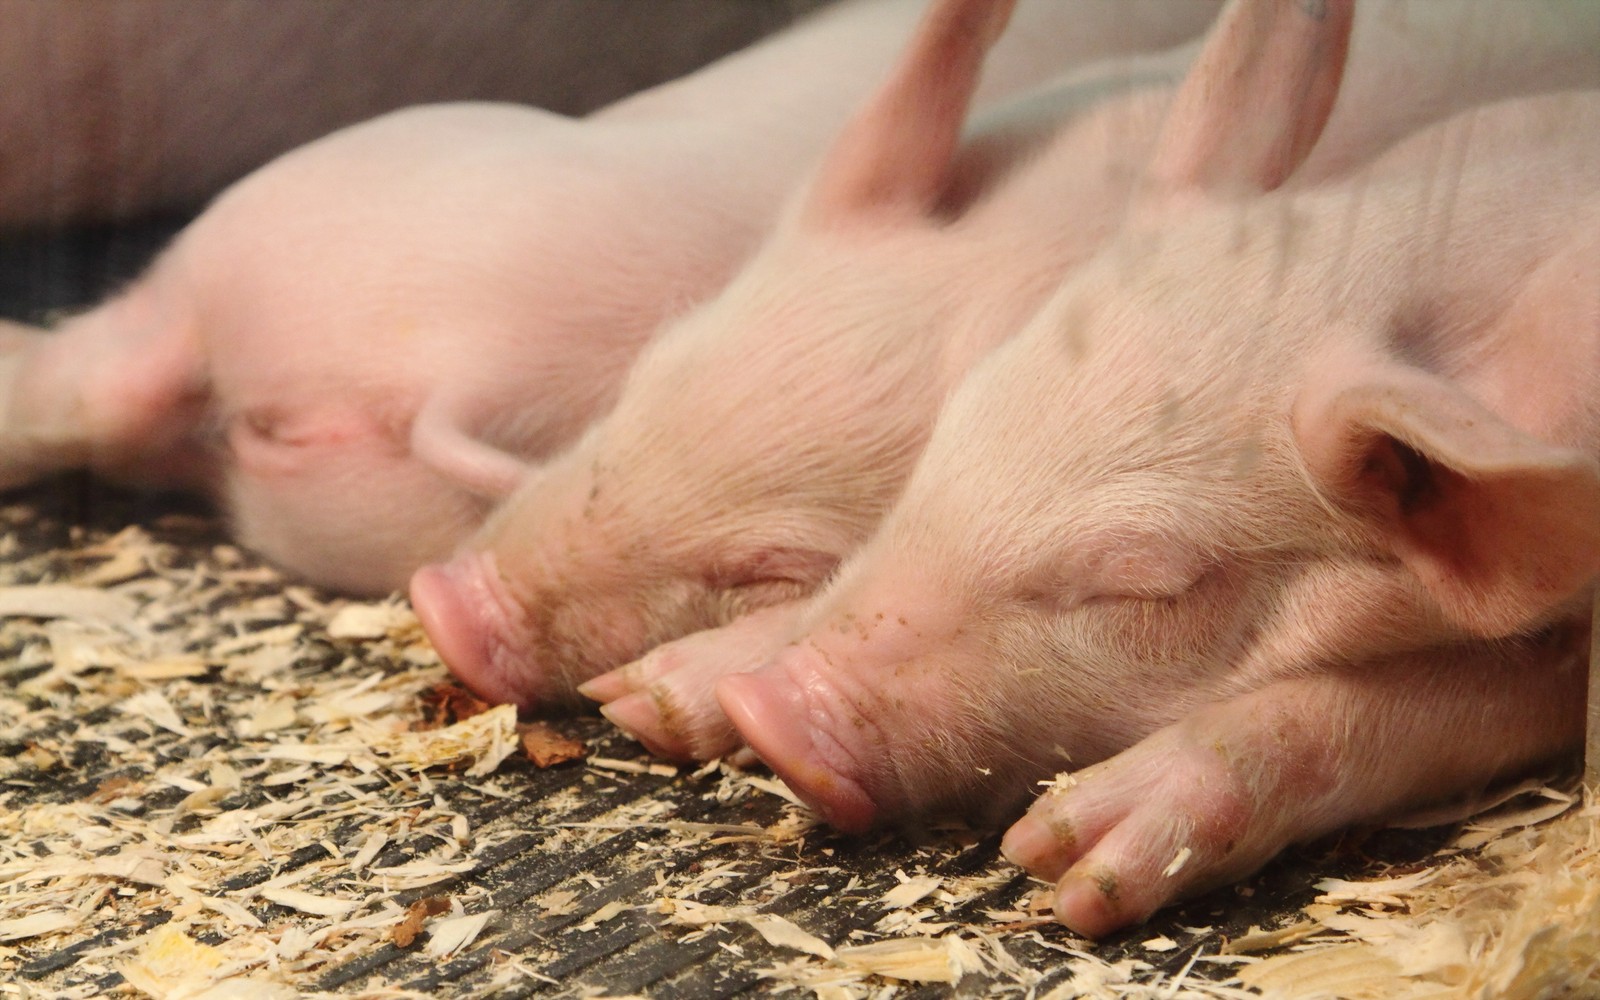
[0, 478, 1595, 1000]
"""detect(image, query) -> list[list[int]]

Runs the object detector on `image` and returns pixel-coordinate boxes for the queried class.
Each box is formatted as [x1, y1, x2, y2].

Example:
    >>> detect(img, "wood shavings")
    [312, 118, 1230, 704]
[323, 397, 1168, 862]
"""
[118, 926, 227, 995]
[258, 888, 363, 918]
[423, 910, 496, 960]
[881, 873, 941, 909]
[325, 601, 417, 641]
[359, 702, 519, 778]
[1038, 949, 1259, 1000]
[832, 935, 981, 984]
[1450, 786, 1576, 850]
[747, 914, 836, 959]
[577, 900, 631, 931]
[741, 773, 808, 809]
[117, 689, 194, 737]
[588, 756, 679, 777]
[348, 831, 389, 874]
[0, 910, 82, 943]
[116, 656, 211, 681]
[1240, 788, 1600, 999]
[239, 698, 300, 738]
[1220, 920, 1323, 955]
[0, 584, 141, 629]
[118, 924, 293, 1000]
[5, 493, 1594, 998]
[391, 897, 451, 948]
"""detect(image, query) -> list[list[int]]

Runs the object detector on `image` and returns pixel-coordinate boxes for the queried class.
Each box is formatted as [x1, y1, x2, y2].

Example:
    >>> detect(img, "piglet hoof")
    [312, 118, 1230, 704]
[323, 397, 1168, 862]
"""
[716, 658, 880, 833]
[597, 687, 741, 762]
[1000, 730, 1259, 938]
[582, 604, 803, 761]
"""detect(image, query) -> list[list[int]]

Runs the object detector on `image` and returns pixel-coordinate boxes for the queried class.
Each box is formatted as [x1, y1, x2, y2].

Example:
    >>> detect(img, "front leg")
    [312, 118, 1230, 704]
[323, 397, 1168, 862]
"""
[1001, 627, 1586, 937]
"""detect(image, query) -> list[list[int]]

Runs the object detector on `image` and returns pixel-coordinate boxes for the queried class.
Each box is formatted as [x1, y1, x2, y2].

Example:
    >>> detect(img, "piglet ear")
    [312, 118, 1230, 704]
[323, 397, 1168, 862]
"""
[801, 0, 1016, 226]
[1293, 364, 1600, 638]
[1138, 0, 1352, 210]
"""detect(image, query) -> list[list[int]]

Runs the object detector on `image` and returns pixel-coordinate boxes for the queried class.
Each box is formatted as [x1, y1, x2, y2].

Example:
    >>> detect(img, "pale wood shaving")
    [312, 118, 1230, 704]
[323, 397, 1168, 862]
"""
[0, 584, 141, 629]
[422, 909, 496, 960]
[258, 888, 363, 918]
[881, 873, 942, 909]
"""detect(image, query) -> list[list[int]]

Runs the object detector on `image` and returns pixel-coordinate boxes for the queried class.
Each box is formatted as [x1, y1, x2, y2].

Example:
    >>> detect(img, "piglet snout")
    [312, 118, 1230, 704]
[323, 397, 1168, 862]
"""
[410, 552, 531, 710]
[716, 648, 885, 834]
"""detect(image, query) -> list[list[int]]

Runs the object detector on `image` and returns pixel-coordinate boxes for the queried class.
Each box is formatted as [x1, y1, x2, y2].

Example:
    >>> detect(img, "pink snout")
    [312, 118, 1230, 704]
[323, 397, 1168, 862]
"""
[715, 651, 882, 834]
[410, 552, 535, 711]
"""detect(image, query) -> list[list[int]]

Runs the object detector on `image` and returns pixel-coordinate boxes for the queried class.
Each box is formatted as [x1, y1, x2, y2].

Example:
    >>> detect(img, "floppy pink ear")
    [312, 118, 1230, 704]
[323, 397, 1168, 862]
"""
[1294, 364, 1600, 638]
[1137, 0, 1352, 210]
[801, 0, 1016, 226]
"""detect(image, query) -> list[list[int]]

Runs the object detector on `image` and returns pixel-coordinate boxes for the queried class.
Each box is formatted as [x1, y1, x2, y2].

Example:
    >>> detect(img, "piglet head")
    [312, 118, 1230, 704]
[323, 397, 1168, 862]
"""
[716, 0, 1397, 826]
[407, 225, 970, 711]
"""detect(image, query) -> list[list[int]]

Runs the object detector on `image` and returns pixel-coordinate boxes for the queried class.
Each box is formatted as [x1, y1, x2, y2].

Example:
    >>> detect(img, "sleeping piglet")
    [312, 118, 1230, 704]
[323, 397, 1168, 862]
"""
[0, 0, 1218, 593]
[412, 0, 1600, 733]
[696, 8, 1600, 937]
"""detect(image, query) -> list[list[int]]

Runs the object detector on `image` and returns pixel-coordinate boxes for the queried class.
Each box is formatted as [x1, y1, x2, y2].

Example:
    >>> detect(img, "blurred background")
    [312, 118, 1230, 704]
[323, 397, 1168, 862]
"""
[0, 0, 828, 321]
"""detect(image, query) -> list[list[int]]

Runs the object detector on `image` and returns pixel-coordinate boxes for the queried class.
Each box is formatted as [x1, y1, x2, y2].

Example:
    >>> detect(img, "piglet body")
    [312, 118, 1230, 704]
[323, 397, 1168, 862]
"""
[0, 0, 1224, 593]
[713, 43, 1600, 938]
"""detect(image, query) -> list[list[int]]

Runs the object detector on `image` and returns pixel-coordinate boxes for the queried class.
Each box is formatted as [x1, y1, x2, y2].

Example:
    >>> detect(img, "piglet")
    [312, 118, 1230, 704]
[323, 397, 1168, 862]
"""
[414, 0, 1600, 730]
[705, 12, 1600, 937]
[0, 0, 1221, 594]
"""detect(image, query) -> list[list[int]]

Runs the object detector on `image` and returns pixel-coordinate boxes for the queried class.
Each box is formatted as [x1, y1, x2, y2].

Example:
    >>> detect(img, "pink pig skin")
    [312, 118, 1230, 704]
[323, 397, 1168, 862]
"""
[415, 0, 1600, 719]
[711, 30, 1600, 940]
[0, 0, 1224, 595]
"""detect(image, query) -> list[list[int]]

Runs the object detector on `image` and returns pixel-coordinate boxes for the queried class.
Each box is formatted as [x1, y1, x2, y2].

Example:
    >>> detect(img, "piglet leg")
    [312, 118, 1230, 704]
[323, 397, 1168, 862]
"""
[0, 303, 208, 491]
[1001, 630, 1585, 938]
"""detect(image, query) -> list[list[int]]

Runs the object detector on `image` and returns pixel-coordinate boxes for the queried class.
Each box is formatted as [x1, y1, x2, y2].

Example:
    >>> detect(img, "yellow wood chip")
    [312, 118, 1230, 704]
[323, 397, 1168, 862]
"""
[834, 936, 978, 985]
